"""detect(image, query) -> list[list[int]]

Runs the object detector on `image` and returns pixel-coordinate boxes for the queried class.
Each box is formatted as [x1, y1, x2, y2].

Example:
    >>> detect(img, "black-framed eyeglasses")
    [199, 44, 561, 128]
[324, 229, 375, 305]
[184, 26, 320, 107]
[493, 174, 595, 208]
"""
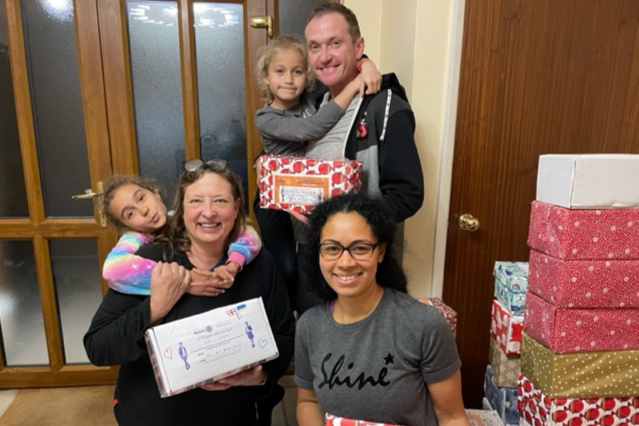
[318, 241, 380, 261]
[183, 159, 229, 173]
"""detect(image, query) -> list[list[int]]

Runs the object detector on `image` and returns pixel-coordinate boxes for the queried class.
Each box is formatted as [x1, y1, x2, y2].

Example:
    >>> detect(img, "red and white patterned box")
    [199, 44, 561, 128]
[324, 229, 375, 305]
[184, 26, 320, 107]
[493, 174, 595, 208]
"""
[528, 249, 639, 309]
[418, 297, 457, 336]
[518, 373, 639, 426]
[491, 299, 524, 355]
[325, 413, 408, 426]
[527, 201, 639, 261]
[523, 291, 639, 353]
[257, 154, 363, 214]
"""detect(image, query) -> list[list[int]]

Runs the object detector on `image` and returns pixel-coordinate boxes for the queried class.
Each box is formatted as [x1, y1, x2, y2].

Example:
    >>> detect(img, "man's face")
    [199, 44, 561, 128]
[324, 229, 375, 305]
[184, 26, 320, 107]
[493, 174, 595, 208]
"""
[305, 12, 364, 95]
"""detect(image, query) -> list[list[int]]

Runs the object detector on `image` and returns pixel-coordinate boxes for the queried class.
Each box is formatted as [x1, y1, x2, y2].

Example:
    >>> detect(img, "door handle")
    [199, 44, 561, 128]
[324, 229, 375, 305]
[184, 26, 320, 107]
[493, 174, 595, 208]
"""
[458, 213, 480, 232]
[71, 181, 107, 228]
[250, 15, 273, 38]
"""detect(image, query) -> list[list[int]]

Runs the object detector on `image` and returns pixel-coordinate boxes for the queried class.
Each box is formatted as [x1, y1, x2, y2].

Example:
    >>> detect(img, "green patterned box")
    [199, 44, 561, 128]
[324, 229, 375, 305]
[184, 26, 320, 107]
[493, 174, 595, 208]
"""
[521, 332, 639, 398]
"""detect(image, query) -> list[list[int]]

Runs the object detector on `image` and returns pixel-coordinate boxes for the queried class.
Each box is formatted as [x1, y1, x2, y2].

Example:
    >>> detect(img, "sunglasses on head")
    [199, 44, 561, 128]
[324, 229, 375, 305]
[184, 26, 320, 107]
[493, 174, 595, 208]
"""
[183, 159, 229, 172]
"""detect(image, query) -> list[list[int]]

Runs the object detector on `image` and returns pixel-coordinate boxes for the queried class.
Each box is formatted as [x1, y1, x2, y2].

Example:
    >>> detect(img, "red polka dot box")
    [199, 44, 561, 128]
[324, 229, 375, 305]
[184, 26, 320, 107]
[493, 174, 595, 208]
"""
[257, 155, 363, 214]
[518, 373, 639, 426]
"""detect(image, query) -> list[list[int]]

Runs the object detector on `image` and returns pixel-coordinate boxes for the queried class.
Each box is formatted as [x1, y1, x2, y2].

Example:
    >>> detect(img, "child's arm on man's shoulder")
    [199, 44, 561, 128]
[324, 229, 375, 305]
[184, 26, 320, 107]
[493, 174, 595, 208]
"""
[102, 232, 155, 295]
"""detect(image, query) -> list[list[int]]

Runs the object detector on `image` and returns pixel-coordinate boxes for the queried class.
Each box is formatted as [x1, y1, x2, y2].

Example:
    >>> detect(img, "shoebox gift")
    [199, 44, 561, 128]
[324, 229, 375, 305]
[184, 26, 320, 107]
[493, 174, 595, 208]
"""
[325, 413, 408, 426]
[523, 291, 639, 353]
[465, 408, 505, 426]
[493, 261, 529, 316]
[145, 297, 279, 397]
[417, 297, 457, 336]
[518, 373, 639, 426]
[490, 299, 524, 355]
[527, 201, 639, 261]
[528, 249, 639, 309]
[489, 336, 521, 388]
[485, 364, 520, 425]
[536, 154, 639, 209]
[520, 332, 639, 398]
[257, 154, 363, 214]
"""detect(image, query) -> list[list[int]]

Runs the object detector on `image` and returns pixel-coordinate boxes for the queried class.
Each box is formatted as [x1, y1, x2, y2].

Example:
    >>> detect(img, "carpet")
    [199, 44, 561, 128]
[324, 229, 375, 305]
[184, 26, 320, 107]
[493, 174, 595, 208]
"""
[0, 386, 117, 426]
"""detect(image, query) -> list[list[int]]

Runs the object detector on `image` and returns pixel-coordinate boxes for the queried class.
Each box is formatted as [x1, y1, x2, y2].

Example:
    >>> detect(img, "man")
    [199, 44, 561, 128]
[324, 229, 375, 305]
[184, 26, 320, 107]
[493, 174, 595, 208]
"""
[294, 3, 424, 313]
[303, 3, 424, 224]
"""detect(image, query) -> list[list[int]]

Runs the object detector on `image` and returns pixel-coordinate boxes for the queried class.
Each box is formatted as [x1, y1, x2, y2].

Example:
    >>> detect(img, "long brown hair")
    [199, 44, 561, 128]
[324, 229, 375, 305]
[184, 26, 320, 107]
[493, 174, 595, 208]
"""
[167, 163, 246, 254]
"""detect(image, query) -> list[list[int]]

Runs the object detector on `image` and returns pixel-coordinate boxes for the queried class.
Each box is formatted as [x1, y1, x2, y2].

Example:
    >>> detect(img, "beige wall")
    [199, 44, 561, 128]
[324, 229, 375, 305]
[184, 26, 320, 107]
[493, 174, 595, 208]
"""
[344, 0, 465, 297]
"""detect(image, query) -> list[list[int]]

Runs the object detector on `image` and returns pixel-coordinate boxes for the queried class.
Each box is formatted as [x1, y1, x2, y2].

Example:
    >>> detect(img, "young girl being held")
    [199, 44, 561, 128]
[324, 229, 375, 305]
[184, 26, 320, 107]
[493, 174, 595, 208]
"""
[255, 35, 381, 156]
[253, 35, 381, 311]
[101, 175, 261, 296]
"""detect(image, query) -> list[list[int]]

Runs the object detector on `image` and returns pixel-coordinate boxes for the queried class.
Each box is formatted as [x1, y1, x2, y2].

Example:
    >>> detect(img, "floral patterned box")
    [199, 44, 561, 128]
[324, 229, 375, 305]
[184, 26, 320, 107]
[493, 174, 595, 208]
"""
[465, 408, 505, 426]
[494, 261, 529, 316]
[491, 299, 524, 355]
[518, 373, 639, 426]
[257, 154, 363, 214]
[523, 291, 639, 353]
[527, 201, 639, 261]
[520, 332, 639, 398]
[417, 297, 457, 336]
[490, 337, 521, 388]
[485, 364, 520, 425]
[528, 249, 639, 309]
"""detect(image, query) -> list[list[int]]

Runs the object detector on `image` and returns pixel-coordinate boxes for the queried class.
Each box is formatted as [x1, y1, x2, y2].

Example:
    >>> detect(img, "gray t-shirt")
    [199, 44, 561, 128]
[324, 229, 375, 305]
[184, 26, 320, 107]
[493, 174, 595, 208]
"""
[295, 288, 461, 425]
[256, 91, 346, 156]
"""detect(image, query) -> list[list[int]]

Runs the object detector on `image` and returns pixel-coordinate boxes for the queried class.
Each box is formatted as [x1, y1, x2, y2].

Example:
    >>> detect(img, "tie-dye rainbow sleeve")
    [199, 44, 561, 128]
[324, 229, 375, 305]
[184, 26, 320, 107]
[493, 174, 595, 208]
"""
[102, 232, 155, 295]
[226, 224, 263, 269]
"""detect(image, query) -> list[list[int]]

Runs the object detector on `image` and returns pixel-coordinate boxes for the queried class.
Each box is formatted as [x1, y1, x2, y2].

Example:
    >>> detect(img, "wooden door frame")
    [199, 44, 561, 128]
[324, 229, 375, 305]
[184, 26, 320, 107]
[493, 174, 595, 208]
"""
[0, 0, 117, 388]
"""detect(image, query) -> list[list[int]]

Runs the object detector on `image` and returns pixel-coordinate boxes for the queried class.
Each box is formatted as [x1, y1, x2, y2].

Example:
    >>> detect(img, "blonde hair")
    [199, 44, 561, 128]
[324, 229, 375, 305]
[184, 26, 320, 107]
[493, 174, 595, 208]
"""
[256, 35, 315, 104]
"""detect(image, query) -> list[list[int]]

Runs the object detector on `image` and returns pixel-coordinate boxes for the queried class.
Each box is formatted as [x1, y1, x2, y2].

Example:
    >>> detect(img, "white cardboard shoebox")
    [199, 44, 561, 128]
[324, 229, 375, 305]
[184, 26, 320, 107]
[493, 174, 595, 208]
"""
[536, 154, 639, 208]
[145, 297, 279, 398]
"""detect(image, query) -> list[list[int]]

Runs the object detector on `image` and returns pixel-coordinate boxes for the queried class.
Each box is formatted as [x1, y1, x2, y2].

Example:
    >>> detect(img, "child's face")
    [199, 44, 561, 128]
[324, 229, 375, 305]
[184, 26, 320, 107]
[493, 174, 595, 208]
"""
[265, 47, 307, 109]
[109, 184, 168, 233]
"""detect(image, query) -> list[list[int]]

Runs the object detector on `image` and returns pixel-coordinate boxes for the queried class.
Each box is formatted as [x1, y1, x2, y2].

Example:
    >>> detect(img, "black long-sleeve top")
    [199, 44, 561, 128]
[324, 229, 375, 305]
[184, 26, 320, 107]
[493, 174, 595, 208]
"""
[84, 245, 295, 426]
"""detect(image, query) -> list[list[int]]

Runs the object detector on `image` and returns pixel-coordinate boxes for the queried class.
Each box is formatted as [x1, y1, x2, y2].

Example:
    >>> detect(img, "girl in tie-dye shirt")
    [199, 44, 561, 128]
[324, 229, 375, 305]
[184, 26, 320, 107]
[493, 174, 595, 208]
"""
[100, 175, 261, 295]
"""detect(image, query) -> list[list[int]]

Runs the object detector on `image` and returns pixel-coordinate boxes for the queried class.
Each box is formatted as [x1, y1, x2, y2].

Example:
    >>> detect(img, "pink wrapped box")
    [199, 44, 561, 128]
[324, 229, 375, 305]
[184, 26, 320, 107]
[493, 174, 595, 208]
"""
[417, 297, 457, 336]
[258, 154, 363, 214]
[523, 291, 639, 353]
[527, 201, 639, 261]
[528, 249, 639, 309]
[491, 299, 524, 355]
[518, 373, 639, 426]
[325, 413, 409, 426]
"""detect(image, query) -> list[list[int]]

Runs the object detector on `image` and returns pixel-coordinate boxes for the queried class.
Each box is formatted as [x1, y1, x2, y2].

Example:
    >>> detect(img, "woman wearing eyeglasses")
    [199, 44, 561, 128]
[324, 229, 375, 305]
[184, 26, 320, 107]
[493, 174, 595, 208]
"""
[84, 160, 295, 426]
[295, 194, 470, 426]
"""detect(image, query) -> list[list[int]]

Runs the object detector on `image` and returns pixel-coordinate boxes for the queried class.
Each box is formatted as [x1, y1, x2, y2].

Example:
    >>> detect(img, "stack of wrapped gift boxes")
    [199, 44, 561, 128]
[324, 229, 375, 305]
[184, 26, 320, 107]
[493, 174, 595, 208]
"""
[487, 261, 528, 425]
[519, 154, 639, 426]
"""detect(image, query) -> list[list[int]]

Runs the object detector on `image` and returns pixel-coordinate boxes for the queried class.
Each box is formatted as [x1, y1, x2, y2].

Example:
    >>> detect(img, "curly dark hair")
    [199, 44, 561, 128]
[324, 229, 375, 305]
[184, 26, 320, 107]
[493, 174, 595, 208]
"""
[167, 162, 246, 255]
[303, 193, 407, 300]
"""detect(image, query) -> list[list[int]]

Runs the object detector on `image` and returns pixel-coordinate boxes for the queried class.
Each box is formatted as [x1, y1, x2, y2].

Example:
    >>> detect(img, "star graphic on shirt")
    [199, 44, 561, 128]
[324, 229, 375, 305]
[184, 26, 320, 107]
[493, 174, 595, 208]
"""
[384, 353, 394, 365]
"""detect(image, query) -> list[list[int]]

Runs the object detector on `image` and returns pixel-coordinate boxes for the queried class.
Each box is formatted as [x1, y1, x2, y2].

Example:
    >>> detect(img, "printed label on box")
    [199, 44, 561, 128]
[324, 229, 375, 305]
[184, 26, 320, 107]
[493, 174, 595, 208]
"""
[145, 297, 279, 397]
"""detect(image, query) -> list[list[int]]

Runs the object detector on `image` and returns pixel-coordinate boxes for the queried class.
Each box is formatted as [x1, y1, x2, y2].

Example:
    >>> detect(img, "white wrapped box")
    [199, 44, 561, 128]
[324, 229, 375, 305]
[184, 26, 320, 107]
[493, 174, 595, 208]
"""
[145, 297, 279, 397]
[536, 154, 639, 208]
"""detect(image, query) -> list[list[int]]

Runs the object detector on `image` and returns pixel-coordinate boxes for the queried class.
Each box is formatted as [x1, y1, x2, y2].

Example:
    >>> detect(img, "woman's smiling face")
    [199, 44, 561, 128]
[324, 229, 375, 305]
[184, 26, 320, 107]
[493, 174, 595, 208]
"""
[182, 172, 238, 251]
[319, 212, 385, 300]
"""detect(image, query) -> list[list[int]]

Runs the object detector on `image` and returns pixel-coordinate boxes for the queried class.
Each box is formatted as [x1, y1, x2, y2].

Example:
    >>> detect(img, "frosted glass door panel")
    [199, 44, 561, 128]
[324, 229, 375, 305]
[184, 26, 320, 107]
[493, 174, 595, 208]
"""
[194, 3, 248, 204]
[20, 0, 91, 217]
[0, 240, 48, 366]
[278, 0, 325, 37]
[0, 0, 29, 218]
[126, 1, 185, 203]
[49, 240, 103, 364]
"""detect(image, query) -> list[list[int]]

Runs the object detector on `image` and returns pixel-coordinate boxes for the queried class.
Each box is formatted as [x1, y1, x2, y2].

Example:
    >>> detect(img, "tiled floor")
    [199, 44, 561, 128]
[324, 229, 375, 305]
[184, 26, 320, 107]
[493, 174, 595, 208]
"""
[0, 389, 18, 417]
[271, 376, 298, 426]
[0, 383, 297, 425]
